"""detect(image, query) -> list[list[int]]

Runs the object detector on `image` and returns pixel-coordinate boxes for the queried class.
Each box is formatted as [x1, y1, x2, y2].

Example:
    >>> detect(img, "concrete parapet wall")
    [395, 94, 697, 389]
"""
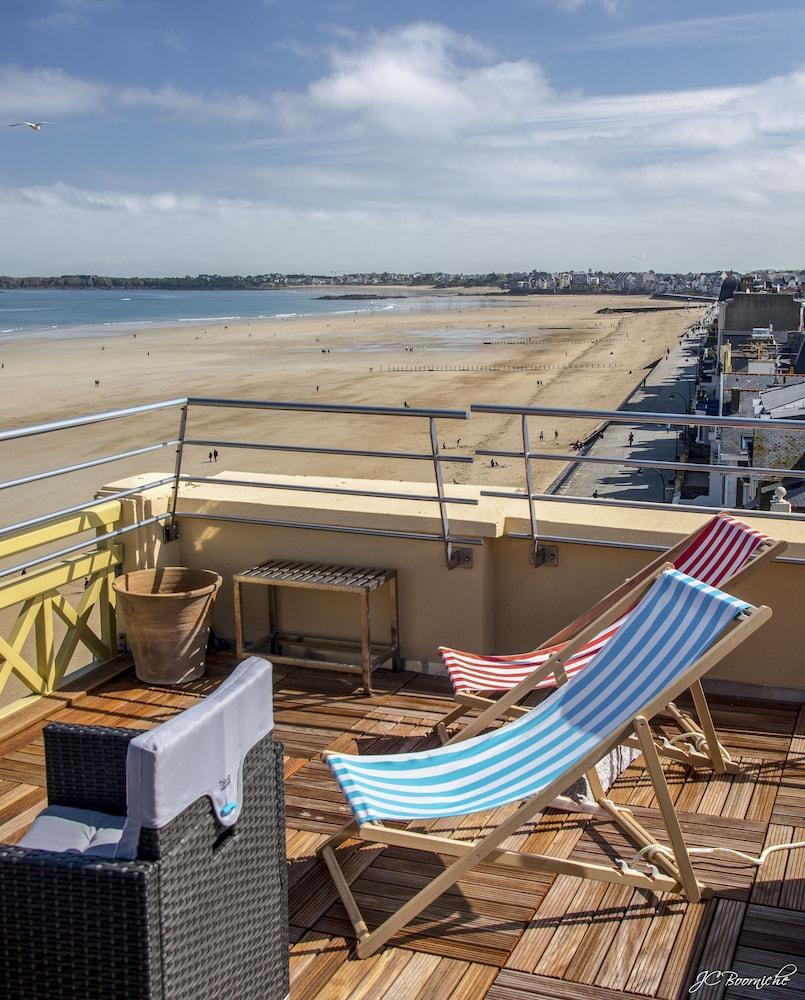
[104, 471, 805, 694]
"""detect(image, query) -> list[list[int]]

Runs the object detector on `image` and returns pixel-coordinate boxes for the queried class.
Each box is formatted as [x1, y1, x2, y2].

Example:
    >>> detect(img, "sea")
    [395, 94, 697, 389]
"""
[0, 288, 497, 341]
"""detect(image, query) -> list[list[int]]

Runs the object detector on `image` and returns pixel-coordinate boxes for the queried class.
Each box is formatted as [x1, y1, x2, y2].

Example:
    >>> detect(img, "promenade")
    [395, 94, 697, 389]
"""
[553, 328, 702, 503]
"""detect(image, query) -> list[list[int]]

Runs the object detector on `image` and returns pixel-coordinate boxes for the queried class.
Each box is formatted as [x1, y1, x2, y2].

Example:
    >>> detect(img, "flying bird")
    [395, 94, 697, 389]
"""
[8, 121, 53, 131]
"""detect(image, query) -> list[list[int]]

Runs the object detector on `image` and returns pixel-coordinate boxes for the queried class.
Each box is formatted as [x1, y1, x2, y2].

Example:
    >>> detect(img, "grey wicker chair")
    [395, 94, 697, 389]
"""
[0, 657, 289, 1000]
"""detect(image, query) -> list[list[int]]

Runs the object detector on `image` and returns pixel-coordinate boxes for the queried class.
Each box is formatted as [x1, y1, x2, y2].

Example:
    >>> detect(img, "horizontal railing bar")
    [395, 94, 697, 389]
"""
[0, 441, 180, 492]
[0, 514, 169, 581]
[183, 438, 473, 464]
[176, 511, 483, 545]
[482, 489, 805, 522]
[179, 475, 479, 505]
[503, 529, 805, 564]
[475, 449, 805, 480]
[470, 403, 805, 432]
[0, 476, 177, 539]
[0, 398, 186, 443]
[188, 397, 469, 420]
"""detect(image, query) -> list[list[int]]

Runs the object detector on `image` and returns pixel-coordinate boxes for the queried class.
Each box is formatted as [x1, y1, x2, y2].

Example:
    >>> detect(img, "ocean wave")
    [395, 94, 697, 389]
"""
[178, 315, 243, 322]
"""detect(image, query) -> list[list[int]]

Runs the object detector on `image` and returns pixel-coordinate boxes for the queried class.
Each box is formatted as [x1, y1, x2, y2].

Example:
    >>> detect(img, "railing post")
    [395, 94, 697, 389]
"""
[95, 517, 119, 658]
[429, 418, 456, 570]
[166, 403, 188, 541]
[521, 414, 540, 564]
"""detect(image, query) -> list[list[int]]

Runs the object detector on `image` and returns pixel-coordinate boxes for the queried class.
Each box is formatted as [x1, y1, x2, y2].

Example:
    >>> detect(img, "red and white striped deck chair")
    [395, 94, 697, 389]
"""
[437, 512, 784, 774]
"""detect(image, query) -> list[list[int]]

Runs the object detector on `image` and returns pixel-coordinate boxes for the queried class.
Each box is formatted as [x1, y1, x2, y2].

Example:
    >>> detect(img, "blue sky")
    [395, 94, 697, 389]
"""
[1, 0, 804, 274]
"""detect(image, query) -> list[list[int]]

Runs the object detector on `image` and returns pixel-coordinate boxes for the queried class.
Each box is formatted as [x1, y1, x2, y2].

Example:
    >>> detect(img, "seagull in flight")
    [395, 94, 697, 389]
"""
[9, 121, 54, 131]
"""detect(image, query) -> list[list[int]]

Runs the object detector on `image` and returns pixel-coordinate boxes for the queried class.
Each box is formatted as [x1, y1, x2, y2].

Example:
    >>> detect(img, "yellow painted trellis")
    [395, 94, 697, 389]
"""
[0, 501, 123, 705]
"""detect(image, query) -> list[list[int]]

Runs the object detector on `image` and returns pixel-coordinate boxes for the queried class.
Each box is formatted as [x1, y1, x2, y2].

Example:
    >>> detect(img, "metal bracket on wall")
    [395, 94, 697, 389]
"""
[533, 544, 558, 568]
[448, 547, 473, 569]
[163, 521, 180, 542]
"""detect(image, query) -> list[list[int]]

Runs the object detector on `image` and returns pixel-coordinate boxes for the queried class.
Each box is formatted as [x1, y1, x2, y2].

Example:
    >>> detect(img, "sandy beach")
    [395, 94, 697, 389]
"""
[1, 291, 703, 529]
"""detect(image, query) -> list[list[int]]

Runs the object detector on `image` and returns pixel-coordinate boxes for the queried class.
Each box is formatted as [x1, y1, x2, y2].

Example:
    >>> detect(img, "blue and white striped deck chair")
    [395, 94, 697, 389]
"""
[319, 568, 770, 958]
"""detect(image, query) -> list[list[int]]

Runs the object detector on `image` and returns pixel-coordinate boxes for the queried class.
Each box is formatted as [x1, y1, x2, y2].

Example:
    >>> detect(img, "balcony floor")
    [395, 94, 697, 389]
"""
[0, 652, 803, 999]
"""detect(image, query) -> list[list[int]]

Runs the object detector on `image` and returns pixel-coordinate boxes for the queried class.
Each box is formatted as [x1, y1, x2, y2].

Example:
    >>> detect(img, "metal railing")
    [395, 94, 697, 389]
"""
[0, 396, 480, 577]
[172, 397, 479, 569]
[471, 403, 805, 564]
[3, 396, 805, 581]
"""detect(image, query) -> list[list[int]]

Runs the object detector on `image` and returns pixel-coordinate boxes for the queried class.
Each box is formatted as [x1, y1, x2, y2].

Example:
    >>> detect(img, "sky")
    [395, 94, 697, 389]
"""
[1, 0, 804, 275]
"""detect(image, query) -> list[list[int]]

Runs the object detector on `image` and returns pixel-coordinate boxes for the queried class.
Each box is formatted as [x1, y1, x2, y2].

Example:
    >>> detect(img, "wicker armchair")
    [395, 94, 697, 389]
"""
[0, 658, 289, 1000]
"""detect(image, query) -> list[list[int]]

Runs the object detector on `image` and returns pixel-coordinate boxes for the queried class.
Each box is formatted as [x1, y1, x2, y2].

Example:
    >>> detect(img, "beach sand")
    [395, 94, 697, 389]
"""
[1, 291, 703, 528]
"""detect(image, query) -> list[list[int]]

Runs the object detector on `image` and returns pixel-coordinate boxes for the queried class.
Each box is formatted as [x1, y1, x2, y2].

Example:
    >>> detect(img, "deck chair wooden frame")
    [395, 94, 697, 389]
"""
[436, 514, 784, 775]
[319, 567, 771, 958]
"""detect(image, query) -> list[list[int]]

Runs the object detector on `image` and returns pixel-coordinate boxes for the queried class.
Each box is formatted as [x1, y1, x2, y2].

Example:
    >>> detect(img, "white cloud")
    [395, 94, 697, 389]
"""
[33, 0, 121, 30]
[577, 11, 791, 50]
[0, 64, 272, 124]
[0, 65, 107, 118]
[548, 0, 622, 14]
[277, 23, 551, 137]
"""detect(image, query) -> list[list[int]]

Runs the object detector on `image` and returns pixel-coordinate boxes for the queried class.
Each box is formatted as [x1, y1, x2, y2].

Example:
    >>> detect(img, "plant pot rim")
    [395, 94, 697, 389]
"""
[113, 567, 222, 600]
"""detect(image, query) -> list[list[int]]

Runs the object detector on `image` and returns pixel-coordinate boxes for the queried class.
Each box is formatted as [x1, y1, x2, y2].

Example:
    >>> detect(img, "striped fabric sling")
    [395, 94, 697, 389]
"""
[329, 570, 750, 825]
[439, 513, 768, 696]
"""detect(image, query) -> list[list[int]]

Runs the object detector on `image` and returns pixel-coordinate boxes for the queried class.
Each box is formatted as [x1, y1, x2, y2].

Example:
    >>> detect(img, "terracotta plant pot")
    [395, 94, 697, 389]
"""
[113, 567, 222, 685]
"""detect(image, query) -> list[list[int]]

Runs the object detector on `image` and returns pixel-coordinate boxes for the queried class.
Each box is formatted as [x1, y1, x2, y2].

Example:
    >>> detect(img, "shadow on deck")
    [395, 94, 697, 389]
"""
[0, 651, 802, 1000]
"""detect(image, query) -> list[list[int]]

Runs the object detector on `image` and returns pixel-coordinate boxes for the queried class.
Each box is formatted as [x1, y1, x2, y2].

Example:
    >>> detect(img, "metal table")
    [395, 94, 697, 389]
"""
[233, 560, 400, 694]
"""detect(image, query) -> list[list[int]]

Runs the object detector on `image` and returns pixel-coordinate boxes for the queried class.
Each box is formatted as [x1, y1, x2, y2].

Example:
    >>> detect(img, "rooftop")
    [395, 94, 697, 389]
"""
[1, 652, 802, 999]
[2, 393, 805, 997]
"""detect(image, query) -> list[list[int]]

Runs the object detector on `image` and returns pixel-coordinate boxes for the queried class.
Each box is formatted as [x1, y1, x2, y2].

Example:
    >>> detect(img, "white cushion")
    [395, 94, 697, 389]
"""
[116, 657, 274, 859]
[19, 805, 125, 858]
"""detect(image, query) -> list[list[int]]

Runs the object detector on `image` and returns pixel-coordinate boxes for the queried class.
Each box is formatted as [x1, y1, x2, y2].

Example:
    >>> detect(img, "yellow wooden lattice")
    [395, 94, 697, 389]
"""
[0, 502, 123, 701]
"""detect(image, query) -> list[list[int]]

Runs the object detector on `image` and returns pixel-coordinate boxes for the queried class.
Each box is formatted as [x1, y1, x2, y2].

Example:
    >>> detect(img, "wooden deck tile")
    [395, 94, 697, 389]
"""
[738, 903, 805, 960]
[572, 806, 765, 897]
[779, 826, 805, 912]
[683, 897, 746, 1000]
[634, 896, 702, 999]
[284, 758, 356, 834]
[593, 887, 662, 992]
[487, 968, 653, 999]
[314, 837, 551, 967]
[289, 930, 352, 1000]
[0, 784, 46, 843]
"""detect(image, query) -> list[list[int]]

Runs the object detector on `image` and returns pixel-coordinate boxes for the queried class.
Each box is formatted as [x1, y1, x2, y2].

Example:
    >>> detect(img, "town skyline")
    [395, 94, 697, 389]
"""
[1, 266, 803, 298]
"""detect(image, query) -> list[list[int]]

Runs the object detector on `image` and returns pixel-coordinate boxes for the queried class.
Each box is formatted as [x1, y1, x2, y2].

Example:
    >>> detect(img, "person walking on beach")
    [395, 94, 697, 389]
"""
[539, 430, 544, 442]
[213, 449, 219, 462]
[628, 432, 634, 447]
[208, 451, 213, 463]
[554, 429, 559, 440]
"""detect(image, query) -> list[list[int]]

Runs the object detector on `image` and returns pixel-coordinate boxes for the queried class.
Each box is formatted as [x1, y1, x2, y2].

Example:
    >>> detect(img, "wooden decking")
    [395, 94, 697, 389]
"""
[0, 653, 802, 999]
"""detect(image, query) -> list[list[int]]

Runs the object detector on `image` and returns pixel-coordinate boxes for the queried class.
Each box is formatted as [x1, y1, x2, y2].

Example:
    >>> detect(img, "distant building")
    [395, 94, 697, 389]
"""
[718, 273, 740, 302]
[718, 291, 802, 334]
